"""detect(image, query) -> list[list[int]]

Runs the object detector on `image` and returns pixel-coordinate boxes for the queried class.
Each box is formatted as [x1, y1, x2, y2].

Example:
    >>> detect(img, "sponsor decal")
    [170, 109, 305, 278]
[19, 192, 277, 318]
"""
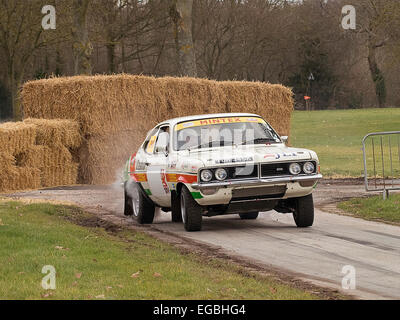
[215, 156, 253, 164]
[166, 173, 178, 182]
[168, 161, 177, 169]
[174, 117, 265, 131]
[274, 152, 297, 160]
[166, 173, 197, 184]
[160, 169, 169, 194]
[263, 154, 275, 159]
[135, 159, 146, 171]
[132, 173, 147, 182]
[129, 155, 136, 177]
[146, 135, 157, 153]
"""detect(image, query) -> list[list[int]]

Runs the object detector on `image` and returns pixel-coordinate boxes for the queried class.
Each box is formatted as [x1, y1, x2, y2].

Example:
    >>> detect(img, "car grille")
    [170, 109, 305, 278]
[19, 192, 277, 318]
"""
[227, 165, 258, 180]
[261, 163, 290, 177]
[260, 161, 317, 177]
[231, 185, 287, 201]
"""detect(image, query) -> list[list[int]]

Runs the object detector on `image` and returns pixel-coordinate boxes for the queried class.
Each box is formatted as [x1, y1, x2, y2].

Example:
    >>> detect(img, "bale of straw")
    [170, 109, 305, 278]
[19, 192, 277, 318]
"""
[23, 118, 81, 148]
[41, 163, 79, 187]
[0, 167, 41, 192]
[0, 152, 16, 172]
[17, 145, 72, 168]
[22, 74, 294, 184]
[22, 75, 293, 136]
[0, 122, 36, 155]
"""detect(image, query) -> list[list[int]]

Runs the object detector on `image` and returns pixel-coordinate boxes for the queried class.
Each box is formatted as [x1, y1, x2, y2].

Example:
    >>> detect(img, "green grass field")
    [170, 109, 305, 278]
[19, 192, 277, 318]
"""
[291, 108, 400, 177]
[338, 194, 400, 224]
[0, 200, 319, 300]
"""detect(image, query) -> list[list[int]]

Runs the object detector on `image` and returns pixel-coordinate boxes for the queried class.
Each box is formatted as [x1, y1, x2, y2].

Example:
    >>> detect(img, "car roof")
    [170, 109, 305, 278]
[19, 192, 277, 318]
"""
[160, 113, 262, 126]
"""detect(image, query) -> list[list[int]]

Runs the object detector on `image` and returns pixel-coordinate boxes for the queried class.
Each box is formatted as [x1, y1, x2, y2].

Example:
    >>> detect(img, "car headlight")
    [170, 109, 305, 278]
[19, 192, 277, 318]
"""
[303, 162, 315, 174]
[289, 163, 301, 175]
[215, 168, 228, 181]
[200, 169, 213, 182]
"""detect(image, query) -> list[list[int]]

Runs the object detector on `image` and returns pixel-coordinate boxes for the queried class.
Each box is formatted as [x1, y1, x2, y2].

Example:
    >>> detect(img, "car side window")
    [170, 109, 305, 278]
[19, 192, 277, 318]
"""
[154, 125, 170, 154]
[143, 127, 160, 154]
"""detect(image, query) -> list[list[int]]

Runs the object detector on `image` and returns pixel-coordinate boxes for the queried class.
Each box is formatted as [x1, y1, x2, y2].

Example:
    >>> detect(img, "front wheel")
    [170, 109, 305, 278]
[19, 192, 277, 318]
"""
[293, 194, 314, 227]
[126, 181, 155, 224]
[180, 186, 202, 231]
[171, 191, 182, 222]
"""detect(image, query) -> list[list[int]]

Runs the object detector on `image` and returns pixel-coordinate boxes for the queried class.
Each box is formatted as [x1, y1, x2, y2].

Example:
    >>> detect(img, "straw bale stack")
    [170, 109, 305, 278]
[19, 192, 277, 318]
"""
[0, 119, 81, 192]
[22, 74, 294, 184]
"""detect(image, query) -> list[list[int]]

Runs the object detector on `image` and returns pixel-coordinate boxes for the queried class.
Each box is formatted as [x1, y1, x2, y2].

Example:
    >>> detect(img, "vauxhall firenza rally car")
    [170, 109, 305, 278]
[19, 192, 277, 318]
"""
[123, 113, 322, 231]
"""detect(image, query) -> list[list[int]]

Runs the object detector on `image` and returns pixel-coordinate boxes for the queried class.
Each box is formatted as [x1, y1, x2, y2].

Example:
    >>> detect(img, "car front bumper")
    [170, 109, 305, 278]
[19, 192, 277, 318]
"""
[191, 174, 323, 190]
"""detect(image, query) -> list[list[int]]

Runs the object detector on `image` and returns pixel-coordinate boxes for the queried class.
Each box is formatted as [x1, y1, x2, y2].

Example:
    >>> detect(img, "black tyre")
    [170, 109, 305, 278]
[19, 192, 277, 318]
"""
[239, 212, 259, 220]
[124, 184, 134, 216]
[180, 186, 202, 231]
[171, 191, 182, 222]
[293, 194, 314, 227]
[127, 181, 155, 224]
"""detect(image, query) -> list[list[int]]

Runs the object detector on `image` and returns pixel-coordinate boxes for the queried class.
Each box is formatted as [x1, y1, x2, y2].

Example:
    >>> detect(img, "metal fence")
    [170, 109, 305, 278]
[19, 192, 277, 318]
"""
[362, 131, 400, 199]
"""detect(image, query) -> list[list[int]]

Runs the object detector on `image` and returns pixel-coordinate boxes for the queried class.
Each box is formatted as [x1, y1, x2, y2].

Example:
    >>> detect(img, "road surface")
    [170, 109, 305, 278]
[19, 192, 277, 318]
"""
[4, 181, 400, 299]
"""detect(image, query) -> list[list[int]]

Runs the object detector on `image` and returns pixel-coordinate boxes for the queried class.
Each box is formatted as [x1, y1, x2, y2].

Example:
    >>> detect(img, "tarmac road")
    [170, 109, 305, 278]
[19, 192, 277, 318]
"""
[4, 181, 400, 300]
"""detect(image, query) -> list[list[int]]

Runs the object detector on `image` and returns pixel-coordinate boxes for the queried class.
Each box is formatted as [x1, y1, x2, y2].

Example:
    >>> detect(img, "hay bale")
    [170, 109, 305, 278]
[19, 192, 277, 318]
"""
[23, 118, 81, 148]
[0, 152, 16, 172]
[17, 145, 72, 168]
[0, 119, 81, 191]
[41, 163, 79, 187]
[0, 122, 36, 155]
[22, 74, 294, 184]
[0, 167, 41, 192]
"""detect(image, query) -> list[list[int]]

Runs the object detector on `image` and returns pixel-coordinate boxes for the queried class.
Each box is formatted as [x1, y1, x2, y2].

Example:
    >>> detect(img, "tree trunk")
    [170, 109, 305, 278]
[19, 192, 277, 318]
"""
[72, 0, 92, 75]
[106, 43, 116, 73]
[170, 0, 197, 77]
[7, 60, 22, 120]
[367, 38, 386, 108]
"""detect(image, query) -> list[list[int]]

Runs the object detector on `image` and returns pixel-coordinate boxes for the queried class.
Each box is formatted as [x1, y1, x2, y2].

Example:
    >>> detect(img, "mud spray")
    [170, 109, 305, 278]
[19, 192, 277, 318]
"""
[112, 166, 161, 219]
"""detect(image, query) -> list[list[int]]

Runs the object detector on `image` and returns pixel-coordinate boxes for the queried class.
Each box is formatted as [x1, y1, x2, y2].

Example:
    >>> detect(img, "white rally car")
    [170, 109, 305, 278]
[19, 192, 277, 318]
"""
[123, 113, 322, 231]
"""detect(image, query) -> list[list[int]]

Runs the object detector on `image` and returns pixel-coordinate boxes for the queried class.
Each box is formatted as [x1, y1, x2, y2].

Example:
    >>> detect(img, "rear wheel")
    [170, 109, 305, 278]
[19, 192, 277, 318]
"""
[124, 182, 134, 216]
[128, 182, 155, 224]
[180, 186, 202, 231]
[293, 194, 314, 227]
[239, 212, 259, 220]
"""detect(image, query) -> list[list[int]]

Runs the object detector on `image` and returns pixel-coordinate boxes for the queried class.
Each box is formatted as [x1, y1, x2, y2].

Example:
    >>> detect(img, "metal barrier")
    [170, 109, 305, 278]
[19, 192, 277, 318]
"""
[362, 131, 400, 199]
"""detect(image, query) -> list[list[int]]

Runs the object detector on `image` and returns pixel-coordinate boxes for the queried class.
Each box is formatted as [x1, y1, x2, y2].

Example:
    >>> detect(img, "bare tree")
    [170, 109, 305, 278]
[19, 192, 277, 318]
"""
[355, 0, 400, 107]
[0, 0, 59, 119]
[169, 0, 197, 77]
[72, 0, 92, 75]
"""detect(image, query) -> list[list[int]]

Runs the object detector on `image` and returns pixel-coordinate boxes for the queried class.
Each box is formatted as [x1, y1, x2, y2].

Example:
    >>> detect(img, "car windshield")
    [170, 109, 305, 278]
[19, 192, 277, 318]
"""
[173, 116, 281, 151]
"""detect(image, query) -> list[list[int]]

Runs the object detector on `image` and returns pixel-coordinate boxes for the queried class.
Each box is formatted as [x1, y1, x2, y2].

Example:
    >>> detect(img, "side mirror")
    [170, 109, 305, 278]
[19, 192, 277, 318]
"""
[281, 136, 288, 144]
[155, 132, 169, 155]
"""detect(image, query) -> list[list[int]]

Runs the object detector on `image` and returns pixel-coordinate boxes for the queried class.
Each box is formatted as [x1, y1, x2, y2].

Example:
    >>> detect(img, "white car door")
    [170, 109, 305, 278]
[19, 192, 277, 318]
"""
[145, 126, 171, 207]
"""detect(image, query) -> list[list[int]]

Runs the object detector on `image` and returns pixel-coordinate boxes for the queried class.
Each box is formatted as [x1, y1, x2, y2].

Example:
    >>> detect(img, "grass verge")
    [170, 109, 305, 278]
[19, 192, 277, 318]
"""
[338, 193, 400, 224]
[291, 108, 400, 177]
[0, 201, 319, 300]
